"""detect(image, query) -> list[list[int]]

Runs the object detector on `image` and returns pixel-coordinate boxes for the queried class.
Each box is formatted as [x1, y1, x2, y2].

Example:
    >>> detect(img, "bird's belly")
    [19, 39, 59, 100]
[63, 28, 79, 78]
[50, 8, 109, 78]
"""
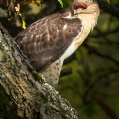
[62, 41, 75, 60]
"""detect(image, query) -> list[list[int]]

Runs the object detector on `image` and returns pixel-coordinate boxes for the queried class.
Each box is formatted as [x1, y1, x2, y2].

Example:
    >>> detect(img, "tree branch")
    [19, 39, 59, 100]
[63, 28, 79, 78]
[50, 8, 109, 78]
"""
[97, 0, 119, 18]
[94, 97, 118, 119]
[0, 23, 79, 119]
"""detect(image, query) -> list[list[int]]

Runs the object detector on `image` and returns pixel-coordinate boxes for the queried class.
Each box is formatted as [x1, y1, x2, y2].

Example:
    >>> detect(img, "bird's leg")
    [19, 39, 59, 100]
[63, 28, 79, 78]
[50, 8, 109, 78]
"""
[41, 59, 63, 88]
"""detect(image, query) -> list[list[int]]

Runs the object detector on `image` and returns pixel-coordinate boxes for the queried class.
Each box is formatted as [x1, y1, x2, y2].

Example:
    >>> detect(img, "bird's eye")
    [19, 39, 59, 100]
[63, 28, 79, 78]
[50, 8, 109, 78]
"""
[82, 0, 93, 3]
[74, 0, 93, 3]
[89, 0, 92, 2]
[87, 0, 93, 3]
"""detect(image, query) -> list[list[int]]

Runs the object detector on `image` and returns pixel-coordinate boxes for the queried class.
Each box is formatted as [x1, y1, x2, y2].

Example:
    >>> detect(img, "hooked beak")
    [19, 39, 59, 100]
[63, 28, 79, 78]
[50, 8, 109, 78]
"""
[72, 2, 88, 14]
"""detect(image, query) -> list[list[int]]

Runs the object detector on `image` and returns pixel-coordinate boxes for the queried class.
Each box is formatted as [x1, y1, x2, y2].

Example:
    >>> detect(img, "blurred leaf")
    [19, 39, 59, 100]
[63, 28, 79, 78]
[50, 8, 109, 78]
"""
[18, 13, 26, 29]
[106, 0, 110, 4]
[101, 0, 110, 4]
[58, 0, 63, 8]
[58, 0, 72, 8]
[21, 0, 41, 5]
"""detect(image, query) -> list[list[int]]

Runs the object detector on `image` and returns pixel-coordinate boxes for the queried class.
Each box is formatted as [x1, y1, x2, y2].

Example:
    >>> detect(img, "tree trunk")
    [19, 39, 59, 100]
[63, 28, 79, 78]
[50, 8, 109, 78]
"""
[0, 23, 79, 119]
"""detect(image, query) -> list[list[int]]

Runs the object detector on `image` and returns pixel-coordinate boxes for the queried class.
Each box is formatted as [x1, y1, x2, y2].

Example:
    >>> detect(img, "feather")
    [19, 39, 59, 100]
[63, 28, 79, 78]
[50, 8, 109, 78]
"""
[15, 8, 82, 72]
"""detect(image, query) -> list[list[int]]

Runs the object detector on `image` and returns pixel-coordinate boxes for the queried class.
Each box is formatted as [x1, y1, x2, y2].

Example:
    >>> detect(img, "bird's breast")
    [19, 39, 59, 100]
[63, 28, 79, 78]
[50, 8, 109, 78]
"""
[74, 14, 96, 49]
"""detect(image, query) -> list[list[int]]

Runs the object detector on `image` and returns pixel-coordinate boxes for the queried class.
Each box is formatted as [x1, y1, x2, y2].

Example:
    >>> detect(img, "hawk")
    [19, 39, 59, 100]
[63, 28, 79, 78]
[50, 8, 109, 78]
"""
[15, 0, 100, 87]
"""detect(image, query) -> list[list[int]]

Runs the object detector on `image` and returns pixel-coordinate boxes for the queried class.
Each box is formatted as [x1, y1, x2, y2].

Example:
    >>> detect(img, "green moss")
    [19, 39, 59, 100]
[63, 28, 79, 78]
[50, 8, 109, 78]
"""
[32, 71, 44, 84]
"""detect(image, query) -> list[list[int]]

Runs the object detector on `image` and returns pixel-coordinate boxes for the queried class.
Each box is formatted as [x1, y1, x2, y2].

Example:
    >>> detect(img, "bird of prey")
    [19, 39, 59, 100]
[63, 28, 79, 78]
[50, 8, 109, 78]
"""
[15, 0, 100, 87]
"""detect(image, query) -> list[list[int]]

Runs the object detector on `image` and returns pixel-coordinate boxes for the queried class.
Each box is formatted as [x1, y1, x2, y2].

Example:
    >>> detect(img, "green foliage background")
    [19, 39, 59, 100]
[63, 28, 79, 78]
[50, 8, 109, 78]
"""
[58, 0, 119, 119]
[0, 0, 119, 119]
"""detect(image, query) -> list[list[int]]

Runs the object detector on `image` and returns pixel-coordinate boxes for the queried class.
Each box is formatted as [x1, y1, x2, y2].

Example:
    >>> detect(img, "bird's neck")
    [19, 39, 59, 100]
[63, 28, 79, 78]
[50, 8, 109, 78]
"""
[78, 13, 97, 30]
[74, 13, 97, 49]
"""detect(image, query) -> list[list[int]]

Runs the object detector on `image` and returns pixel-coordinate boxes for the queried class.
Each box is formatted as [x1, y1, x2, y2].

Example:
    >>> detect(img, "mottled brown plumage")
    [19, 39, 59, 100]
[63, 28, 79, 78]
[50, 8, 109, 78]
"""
[15, 0, 100, 87]
[15, 9, 82, 72]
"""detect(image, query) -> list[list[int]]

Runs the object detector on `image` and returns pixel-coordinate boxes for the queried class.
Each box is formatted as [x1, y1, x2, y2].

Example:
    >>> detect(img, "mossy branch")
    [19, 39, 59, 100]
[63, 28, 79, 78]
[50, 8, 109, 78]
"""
[0, 23, 79, 119]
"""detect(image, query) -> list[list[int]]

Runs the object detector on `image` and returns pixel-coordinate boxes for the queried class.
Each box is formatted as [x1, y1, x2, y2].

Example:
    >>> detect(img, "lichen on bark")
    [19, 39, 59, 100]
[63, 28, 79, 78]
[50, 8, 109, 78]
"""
[0, 23, 79, 119]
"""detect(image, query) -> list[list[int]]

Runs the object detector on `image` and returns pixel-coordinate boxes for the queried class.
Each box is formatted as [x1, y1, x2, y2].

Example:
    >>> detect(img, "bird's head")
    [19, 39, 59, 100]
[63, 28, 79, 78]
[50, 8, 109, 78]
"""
[72, 0, 99, 15]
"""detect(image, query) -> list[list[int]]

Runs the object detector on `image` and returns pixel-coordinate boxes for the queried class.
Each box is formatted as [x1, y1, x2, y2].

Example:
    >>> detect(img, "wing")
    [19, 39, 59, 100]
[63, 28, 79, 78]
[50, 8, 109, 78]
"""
[15, 9, 83, 72]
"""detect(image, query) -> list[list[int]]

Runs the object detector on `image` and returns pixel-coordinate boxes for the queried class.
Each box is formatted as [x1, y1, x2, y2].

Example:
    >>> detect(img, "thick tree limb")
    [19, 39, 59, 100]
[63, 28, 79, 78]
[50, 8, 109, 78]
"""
[94, 97, 118, 119]
[60, 68, 72, 77]
[0, 23, 79, 119]
[97, 0, 119, 18]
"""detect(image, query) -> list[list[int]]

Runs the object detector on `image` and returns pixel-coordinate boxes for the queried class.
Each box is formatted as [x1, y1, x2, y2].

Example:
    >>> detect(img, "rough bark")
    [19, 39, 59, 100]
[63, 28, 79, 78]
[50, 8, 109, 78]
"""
[0, 23, 79, 119]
